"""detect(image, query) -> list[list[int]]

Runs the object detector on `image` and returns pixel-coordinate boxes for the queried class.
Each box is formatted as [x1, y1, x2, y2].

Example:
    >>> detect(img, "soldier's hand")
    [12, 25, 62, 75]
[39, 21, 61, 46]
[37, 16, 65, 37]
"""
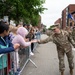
[31, 39, 38, 43]
[37, 40, 40, 43]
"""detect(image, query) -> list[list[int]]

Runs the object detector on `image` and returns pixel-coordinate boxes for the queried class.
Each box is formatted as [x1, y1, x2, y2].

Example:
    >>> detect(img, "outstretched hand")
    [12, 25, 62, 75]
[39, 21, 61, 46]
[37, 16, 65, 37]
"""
[37, 40, 40, 43]
[31, 39, 38, 43]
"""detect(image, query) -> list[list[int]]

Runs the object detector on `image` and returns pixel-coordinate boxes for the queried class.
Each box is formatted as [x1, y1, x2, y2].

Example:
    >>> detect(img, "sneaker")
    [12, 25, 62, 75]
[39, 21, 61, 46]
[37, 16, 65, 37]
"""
[30, 52, 34, 56]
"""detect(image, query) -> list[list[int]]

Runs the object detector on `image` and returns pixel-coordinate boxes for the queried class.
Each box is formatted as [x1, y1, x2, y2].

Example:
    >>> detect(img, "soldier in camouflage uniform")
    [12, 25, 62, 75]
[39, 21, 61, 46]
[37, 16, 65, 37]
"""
[72, 26, 75, 42]
[38, 24, 75, 75]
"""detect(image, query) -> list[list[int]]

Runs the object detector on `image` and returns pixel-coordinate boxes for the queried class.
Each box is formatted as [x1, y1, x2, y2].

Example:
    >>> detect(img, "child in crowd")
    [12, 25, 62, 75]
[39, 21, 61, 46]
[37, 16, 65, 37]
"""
[12, 27, 37, 75]
[0, 21, 20, 75]
[9, 25, 18, 41]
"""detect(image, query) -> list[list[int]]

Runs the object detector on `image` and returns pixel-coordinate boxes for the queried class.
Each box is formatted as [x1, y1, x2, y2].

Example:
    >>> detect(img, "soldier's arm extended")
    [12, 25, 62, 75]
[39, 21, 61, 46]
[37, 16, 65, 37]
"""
[38, 35, 53, 44]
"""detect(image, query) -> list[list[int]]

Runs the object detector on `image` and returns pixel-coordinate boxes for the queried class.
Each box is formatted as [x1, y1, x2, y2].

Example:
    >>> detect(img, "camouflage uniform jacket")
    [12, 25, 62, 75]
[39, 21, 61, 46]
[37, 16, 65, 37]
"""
[39, 30, 75, 53]
[72, 29, 75, 41]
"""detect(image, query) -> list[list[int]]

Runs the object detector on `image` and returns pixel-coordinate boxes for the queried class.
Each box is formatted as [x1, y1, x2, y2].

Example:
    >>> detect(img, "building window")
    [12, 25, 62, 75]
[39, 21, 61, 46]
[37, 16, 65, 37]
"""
[66, 7, 68, 16]
[66, 7, 68, 12]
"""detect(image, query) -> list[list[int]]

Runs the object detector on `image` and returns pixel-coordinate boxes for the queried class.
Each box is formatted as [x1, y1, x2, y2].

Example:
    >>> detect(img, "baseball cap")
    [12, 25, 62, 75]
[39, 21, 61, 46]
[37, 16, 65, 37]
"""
[50, 24, 60, 30]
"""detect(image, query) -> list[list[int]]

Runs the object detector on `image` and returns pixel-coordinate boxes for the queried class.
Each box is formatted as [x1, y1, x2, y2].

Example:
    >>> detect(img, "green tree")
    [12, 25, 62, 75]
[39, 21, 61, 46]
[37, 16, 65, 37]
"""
[0, 0, 46, 25]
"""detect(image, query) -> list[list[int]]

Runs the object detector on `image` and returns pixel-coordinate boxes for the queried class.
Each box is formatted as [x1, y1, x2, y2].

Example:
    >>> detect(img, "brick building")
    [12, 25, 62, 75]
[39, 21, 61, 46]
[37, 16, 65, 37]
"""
[62, 4, 75, 29]
[54, 18, 61, 28]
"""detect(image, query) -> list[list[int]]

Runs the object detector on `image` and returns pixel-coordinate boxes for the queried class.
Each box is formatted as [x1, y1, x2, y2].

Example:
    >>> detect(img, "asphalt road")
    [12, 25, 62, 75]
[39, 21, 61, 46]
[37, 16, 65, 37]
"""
[21, 34, 75, 75]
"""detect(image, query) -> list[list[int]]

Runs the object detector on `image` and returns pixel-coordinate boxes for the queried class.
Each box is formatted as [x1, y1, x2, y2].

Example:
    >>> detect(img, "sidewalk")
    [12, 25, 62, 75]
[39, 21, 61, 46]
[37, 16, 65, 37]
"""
[21, 34, 75, 75]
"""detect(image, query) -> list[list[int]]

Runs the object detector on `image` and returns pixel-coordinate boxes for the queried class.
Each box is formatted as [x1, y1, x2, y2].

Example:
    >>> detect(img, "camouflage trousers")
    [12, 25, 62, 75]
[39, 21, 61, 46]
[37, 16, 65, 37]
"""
[57, 50, 74, 72]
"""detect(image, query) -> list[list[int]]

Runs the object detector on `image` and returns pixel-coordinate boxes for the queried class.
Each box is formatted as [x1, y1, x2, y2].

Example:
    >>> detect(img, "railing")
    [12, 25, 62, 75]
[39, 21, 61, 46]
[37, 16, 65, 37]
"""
[0, 34, 41, 75]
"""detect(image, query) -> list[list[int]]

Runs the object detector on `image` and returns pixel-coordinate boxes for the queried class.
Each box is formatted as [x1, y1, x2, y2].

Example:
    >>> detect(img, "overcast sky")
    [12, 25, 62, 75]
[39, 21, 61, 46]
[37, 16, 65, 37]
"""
[41, 0, 75, 28]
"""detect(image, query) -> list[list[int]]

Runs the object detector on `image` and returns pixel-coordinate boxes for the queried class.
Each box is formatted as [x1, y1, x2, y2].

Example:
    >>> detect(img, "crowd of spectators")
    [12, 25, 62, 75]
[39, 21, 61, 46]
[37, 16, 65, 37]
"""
[0, 21, 41, 75]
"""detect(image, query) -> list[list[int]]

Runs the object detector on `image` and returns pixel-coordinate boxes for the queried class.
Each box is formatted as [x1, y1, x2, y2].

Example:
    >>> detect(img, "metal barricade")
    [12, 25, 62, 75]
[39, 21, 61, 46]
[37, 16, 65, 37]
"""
[18, 34, 41, 75]
[19, 44, 37, 75]
[0, 34, 41, 75]
[0, 44, 38, 75]
[0, 54, 8, 75]
[0, 54, 4, 75]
